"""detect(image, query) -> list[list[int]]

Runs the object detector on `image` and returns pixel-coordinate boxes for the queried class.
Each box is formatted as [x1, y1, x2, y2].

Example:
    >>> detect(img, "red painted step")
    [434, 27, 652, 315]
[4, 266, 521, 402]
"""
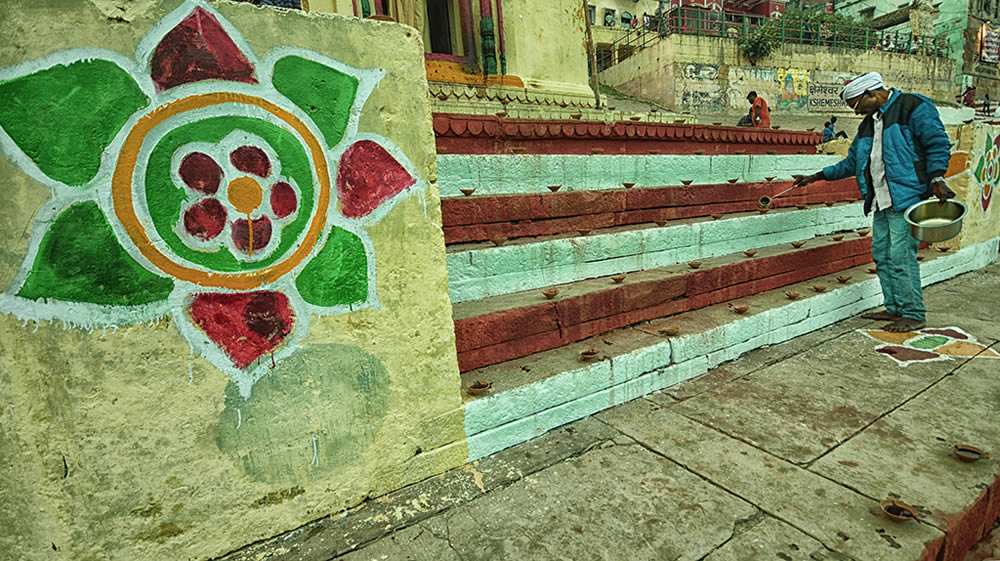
[443, 180, 860, 244]
[453, 237, 872, 372]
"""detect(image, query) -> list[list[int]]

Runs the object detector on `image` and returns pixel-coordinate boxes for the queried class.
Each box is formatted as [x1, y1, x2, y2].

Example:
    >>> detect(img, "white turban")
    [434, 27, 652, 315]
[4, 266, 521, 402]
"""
[841, 72, 884, 102]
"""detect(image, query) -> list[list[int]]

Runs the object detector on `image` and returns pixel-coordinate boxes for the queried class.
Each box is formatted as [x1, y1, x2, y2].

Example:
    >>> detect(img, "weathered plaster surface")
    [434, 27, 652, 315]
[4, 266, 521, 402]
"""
[0, 2, 464, 560]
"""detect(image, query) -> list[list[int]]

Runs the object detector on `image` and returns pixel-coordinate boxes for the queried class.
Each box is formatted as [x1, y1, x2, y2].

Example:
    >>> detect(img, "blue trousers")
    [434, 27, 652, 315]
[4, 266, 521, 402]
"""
[871, 208, 925, 321]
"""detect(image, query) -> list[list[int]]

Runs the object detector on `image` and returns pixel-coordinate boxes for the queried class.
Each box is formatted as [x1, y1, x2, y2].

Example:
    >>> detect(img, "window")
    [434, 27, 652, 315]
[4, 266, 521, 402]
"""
[860, 7, 875, 19]
[604, 8, 616, 27]
[427, 0, 454, 54]
[621, 11, 633, 28]
[588, 5, 596, 25]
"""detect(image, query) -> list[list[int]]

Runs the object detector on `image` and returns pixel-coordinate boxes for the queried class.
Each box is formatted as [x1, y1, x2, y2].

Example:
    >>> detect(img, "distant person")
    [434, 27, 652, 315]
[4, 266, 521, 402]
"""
[985, 92, 991, 116]
[746, 91, 770, 128]
[823, 117, 849, 141]
[792, 72, 953, 333]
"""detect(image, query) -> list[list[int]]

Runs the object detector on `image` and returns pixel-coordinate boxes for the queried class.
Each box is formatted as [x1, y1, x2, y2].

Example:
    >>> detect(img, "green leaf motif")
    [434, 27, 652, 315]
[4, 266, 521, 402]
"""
[295, 226, 368, 307]
[272, 56, 358, 149]
[17, 202, 173, 306]
[0, 59, 149, 186]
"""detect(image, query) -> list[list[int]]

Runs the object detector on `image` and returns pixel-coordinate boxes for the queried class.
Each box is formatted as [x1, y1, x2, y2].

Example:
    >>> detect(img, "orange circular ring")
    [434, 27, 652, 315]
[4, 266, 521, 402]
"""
[112, 92, 330, 290]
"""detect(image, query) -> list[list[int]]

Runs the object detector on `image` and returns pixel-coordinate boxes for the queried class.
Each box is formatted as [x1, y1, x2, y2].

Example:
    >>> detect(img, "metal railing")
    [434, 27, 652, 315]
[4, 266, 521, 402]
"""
[596, 8, 949, 71]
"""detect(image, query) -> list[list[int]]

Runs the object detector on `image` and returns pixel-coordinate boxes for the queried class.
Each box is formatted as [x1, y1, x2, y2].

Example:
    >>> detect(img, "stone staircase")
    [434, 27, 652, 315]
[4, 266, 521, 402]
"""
[436, 119, 1000, 462]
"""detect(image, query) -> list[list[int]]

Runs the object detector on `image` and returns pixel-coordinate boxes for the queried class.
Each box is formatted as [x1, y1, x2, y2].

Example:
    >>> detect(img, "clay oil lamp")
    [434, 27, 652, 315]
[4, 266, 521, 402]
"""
[580, 348, 601, 361]
[880, 500, 918, 522]
[577, 229, 592, 236]
[857, 228, 871, 237]
[711, 214, 723, 220]
[791, 241, 806, 248]
[867, 267, 877, 274]
[937, 246, 951, 252]
[765, 176, 776, 182]
[796, 204, 807, 210]
[734, 150, 746, 155]
[541, 288, 560, 300]
[728, 178, 739, 184]
[712, 122, 723, 126]
[812, 285, 827, 293]
[650, 108, 659, 113]
[674, 119, 685, 124]
[917, 255, 925, 261]
[767, 150, 776, 155]
[436, 93, 449, 101]
[837, 275, 852, 284]
[607, 106, 616, 110]
[832, 234, 844, 241]
[952, 444, 990, 462]
[648, 150, 660, 154]
[743, 249, 757, 257]
[659, 325, 680, 336]
[757, 208, 769, 215]
[496, 111, 508, 118]
[491, 236, 508, 247]
[785, 291, 801, 300]
[460, 188, 476, 196]
[681, 179, 694, 185]
[570, 112, 583, 120]
[655, 220, 668, 227]
[771, 125, 781, 130]
[806, 127, 816, 131]
[695, 150, 705, 155]
[687, 261, 703, 269]
[511, 147, 526, 154]
[630, 116, 642, 121]
[591, 148, 603, 154]
[622, 182, 635, 189]
[466, 380, 492, 396]
[731, 304, 750, 314]
[548, 185, 561, 192]
[559, 102, 569, 108]
[824, 201, 836, 207]
[500, 99, 510, 105]
[437, 147, 448, 154]
[611, 274, 627, 284]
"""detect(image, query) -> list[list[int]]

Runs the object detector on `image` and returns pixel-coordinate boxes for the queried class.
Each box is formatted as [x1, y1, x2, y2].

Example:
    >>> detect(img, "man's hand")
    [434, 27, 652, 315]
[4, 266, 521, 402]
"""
[931, 179, 954, 204]
[792, 172, 822, 188]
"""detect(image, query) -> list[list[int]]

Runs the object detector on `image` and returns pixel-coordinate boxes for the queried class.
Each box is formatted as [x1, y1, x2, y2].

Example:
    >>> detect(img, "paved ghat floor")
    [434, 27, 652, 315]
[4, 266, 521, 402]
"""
[220, 260, 1000, 561]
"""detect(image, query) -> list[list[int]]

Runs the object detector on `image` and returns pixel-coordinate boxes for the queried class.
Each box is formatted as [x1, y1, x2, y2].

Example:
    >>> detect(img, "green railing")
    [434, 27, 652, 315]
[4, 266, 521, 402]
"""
[597, 8, 949, 71]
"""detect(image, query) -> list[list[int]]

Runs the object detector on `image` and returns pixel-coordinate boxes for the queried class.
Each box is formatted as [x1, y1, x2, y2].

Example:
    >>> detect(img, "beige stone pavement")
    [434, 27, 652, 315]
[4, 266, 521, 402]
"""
[217, 259, 1000, 561]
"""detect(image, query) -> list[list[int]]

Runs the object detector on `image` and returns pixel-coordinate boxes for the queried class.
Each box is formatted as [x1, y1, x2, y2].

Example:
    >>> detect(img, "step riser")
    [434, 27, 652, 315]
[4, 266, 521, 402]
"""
[437, 154, 842, 197]
[443, 182, 859, 244]
[463, 238, 1000, 461]
[448, 204, 870, 303]
[456, 239, 873, 371]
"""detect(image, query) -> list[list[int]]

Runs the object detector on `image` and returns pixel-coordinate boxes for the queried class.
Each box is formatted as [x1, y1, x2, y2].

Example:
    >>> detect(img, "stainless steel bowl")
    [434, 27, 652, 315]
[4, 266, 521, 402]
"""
[904, 199, 968, 242]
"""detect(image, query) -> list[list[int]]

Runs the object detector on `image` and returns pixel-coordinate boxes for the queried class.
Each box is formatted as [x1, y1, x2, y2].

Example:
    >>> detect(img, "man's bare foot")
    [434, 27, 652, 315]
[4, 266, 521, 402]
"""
[861, 311, 902, 321]
[884, 318, 926, 332]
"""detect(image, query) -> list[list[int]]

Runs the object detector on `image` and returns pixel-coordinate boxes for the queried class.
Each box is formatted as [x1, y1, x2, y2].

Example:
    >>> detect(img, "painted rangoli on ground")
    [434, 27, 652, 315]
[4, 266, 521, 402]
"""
[859, 327, 1000, 366]
[0, 1, 424, 397]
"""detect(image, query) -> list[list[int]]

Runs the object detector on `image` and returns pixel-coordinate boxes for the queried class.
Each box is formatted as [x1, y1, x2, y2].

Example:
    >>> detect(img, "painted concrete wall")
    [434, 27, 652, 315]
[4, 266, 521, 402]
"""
[0, 1, 464, 559]
[947, 122, 1000, 246]
[599, 33, 957, 113]
[502, 0, 593, 96]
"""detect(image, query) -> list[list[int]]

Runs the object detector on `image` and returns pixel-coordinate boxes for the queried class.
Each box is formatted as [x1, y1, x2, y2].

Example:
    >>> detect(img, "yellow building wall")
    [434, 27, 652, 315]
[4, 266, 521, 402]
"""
[0, 1, 465, 560]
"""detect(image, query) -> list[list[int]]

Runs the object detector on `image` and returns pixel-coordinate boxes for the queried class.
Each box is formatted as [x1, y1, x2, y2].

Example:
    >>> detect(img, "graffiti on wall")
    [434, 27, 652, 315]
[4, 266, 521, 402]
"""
[776, 68, 808, 110]
[681, 63, 719, 81]
[974, 132, 998, 211]
[0, 1, 425, 403]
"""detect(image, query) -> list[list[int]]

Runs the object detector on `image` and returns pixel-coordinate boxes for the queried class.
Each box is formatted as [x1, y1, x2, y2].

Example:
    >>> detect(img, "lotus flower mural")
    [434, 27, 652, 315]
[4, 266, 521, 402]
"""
[0, 1, 424, 397]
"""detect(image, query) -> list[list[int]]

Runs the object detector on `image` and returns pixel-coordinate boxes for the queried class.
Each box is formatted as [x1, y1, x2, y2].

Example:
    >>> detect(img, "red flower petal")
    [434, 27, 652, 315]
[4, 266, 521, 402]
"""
[231, 216, 272, 254]
[337, 140, 416, 218]
[150, 7, 257, 92]
[183, 198, 227, 240]
[179, 152, 223, 194]
[270, 181, 297, 218]
[187, 291, 294, 369]
[230, 146, 271, 178]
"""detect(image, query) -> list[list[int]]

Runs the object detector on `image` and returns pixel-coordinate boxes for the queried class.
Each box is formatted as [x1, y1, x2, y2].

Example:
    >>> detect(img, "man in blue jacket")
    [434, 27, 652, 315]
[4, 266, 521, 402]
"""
[793, 72, 953, 332]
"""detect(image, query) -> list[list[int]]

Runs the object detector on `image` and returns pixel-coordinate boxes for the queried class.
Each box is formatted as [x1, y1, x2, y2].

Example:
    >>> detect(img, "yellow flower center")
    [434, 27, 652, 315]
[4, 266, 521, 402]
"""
[228, 176, 263, 214]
